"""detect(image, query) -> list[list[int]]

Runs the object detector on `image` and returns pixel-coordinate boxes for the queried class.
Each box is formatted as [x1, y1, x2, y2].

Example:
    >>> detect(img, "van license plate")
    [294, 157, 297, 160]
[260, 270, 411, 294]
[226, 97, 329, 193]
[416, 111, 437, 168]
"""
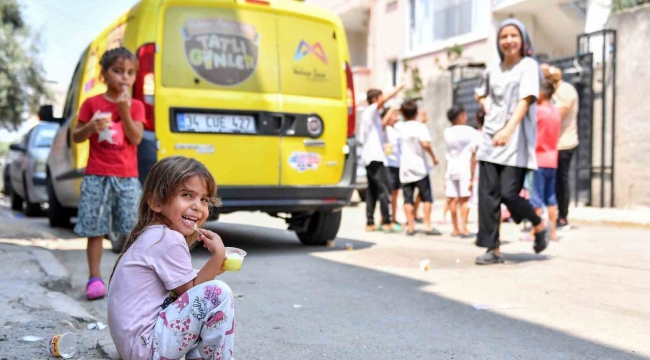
[177, 113, 256, 134]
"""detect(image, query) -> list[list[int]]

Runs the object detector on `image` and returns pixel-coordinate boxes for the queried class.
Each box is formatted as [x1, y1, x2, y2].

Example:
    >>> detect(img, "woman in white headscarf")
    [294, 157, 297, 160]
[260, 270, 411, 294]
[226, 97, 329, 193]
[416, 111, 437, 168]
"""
[474, 19, 548, 265]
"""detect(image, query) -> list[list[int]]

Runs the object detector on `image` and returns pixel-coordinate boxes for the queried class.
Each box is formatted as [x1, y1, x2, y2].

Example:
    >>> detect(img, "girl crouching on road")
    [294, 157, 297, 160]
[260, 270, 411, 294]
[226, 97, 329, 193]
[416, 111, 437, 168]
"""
[108, 156, 234, 360]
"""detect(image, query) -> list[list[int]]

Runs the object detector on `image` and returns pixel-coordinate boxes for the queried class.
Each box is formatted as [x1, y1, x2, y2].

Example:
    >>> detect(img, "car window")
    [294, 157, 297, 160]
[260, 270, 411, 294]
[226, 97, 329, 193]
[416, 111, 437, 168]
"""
[32, 127, 58, 148]
[62, 50, 87, 120]
[22, 131, 32, 146]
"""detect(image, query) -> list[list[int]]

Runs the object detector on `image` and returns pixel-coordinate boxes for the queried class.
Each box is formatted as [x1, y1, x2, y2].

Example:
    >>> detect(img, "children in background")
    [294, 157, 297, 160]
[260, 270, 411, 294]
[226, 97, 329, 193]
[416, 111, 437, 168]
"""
[530, 81, 562, 240]
[397, 100, 439, 235]
[468, 109, 485, 210]
[360, 86, 404, 232]
[413, 109, 431, 223]
[108, 156, 234, 360]
[72, 47, 145, 300]
[383, 107, 403, 230]
[443, 105, 478, 237]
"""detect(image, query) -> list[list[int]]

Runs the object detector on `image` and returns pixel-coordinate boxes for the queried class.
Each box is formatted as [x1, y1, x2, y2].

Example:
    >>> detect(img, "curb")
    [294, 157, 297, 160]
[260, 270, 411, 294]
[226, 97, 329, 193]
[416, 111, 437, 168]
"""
[570, 218, 650, 230]
[30, 248, 72, 292]
[98, 339, 122, 359]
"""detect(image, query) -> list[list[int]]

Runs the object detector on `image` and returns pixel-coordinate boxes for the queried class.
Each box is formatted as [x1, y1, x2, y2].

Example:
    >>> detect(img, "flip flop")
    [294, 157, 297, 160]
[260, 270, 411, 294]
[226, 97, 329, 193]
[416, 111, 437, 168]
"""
[534, 228, 549, 254]
[383, 223, 404, 233]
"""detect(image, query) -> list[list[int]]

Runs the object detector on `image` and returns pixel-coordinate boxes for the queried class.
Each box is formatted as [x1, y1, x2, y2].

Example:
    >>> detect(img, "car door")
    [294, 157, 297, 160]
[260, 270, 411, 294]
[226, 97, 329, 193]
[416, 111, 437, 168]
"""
[10, 132, 31, 197]
[47, 52, 87, 208]
[157, 0, 282, 186]
[276, 14, 347, 186]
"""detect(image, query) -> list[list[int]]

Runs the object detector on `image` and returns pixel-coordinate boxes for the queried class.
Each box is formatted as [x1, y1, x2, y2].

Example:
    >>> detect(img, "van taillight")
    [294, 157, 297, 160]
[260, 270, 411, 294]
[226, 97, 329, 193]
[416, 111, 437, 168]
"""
[345, 62, 355, 138]
[133, 43, 156, 131]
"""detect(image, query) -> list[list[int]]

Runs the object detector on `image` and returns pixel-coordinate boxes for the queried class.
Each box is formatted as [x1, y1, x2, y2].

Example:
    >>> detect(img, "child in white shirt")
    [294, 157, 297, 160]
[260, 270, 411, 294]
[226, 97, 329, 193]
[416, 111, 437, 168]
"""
[397, 100, 439, 235]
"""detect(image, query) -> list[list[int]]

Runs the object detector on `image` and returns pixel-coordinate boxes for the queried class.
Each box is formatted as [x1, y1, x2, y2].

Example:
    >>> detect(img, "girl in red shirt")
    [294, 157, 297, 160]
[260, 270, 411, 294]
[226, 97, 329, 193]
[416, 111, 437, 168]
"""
[72, 47, 145, 300]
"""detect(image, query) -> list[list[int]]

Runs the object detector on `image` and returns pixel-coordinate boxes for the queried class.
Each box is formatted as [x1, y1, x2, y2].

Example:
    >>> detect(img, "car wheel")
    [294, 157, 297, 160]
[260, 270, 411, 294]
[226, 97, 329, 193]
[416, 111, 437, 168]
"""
[23, 177, 42, 217]
[10, 186, 23, 211]
[357, 189, 367, 202]
[47, 175, 72, 228]
[296, 210, 342, 246]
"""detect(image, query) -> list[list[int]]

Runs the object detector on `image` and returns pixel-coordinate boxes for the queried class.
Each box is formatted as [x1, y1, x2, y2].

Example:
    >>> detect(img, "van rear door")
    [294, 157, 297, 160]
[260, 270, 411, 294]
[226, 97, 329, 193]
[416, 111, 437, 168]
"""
[157, 0, 282, 185]
[276, 14, 347, 186]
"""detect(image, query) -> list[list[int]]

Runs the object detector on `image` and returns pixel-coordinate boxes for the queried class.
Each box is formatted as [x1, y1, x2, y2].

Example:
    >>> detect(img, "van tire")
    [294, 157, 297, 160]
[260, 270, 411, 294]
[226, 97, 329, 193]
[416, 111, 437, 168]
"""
[357, 189, 367, 202]
[23, 177, 42, 217]
[296, 210, 341, 246]
[11, 187, 23, 211]
[107, 228, 127, 254]
[47, 175, 72, 228]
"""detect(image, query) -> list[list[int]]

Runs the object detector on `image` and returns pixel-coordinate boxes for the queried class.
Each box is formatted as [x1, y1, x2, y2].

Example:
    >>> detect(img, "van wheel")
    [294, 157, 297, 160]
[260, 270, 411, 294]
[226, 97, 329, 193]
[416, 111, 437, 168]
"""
[11, 187, 23, 211]
[296, 210, 342, 246]
[47, 175, 72, 228]
[107, 227, 127, 254]
[357, 189, 367, 202]
[24, 177, 42, 217]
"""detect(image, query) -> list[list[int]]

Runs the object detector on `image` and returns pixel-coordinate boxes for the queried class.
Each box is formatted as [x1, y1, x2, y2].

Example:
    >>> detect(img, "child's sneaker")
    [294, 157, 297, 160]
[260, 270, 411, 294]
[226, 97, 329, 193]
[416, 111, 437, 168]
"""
[87, 277, 106, 300]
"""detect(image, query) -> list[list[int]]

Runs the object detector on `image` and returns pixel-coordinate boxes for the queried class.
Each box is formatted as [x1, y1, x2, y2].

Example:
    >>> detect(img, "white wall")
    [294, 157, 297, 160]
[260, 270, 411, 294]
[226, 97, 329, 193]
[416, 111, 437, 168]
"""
[346, 30, 368, 67]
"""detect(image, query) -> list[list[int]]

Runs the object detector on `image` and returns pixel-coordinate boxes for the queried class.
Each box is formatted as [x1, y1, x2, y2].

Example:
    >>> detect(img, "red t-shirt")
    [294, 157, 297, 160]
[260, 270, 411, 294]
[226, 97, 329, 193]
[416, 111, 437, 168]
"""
[78, 94, 145, 177]
[535, 103, 562, 169]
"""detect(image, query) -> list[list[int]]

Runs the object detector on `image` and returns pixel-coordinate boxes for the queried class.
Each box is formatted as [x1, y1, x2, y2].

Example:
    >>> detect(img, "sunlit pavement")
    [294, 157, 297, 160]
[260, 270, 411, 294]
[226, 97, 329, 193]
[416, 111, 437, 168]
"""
[2, 197, 648, 359]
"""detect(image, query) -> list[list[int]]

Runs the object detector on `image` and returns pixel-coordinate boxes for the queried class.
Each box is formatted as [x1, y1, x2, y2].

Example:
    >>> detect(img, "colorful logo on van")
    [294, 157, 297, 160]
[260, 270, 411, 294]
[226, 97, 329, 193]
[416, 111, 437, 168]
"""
[182, 18, 260, 86]
[293, 40, 328, 64]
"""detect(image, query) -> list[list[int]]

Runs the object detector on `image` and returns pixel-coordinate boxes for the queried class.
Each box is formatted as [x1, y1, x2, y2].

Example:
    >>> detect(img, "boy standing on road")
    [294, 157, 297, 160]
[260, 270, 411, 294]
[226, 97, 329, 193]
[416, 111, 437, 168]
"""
[443, 105, 478, 237]
[383, 107, 403, 230]
[397, 100, 439, 236]
[530, 81, 562, 240]
[360, 86, 404, 232]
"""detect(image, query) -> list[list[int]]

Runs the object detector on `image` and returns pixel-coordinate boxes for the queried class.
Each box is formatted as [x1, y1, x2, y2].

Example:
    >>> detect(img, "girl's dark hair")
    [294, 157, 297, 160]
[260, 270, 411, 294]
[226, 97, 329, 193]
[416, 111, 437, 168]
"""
[110, 156, 221, 283]
[476, 109, 485, 128]
[99, 47, 138, 73]
[447, 104, 465, 123]
[541, 80, 556, 99]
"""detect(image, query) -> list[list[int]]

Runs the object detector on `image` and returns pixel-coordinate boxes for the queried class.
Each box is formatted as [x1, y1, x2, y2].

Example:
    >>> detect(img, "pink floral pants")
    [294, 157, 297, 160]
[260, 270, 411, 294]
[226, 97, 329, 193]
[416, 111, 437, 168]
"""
[150, 280, 234, 360]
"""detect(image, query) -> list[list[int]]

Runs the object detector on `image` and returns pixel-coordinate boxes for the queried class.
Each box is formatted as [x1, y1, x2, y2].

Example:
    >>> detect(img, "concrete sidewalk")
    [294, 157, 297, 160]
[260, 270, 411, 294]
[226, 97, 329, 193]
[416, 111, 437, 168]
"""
[0, 242, 116, 359]
[568, 206, 650, 228]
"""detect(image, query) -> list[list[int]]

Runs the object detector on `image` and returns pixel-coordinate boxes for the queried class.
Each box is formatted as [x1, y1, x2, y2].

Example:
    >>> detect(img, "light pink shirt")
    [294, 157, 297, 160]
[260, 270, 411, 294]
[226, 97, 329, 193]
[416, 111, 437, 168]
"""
[108, 225, 197, 360]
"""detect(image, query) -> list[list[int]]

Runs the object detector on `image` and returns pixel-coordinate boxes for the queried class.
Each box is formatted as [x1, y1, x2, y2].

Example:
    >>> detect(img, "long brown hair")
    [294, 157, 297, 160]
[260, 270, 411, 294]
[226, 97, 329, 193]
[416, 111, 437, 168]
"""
[110, 156, 220, 283]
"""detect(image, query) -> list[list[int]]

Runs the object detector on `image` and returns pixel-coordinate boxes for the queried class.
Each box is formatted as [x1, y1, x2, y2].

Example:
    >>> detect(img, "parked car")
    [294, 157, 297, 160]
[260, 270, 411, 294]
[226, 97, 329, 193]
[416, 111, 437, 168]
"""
[44, 0, 356, 252]
[8, 122, 59, 216]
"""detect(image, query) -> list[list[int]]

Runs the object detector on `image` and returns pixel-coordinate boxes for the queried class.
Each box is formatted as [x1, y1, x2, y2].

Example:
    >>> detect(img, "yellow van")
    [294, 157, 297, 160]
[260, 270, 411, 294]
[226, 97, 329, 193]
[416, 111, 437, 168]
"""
[44, 0, 357, 250]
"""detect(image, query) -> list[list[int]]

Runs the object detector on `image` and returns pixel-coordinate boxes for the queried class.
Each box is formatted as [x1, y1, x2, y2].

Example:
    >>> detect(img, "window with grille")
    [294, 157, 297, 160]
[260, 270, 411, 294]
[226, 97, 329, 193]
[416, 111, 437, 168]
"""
[409, 0, 486, 52]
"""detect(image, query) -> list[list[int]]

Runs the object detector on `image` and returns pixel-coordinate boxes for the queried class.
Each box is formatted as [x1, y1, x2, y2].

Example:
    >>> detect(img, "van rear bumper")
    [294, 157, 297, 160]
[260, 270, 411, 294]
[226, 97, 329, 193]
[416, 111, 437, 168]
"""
[218, 185, 355, 214]
[218, 137, 358, 214]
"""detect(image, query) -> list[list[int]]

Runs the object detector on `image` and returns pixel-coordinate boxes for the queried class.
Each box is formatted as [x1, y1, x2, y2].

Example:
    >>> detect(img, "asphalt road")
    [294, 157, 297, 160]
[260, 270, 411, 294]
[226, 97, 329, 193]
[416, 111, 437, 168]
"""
[2, 197, 648, 359]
